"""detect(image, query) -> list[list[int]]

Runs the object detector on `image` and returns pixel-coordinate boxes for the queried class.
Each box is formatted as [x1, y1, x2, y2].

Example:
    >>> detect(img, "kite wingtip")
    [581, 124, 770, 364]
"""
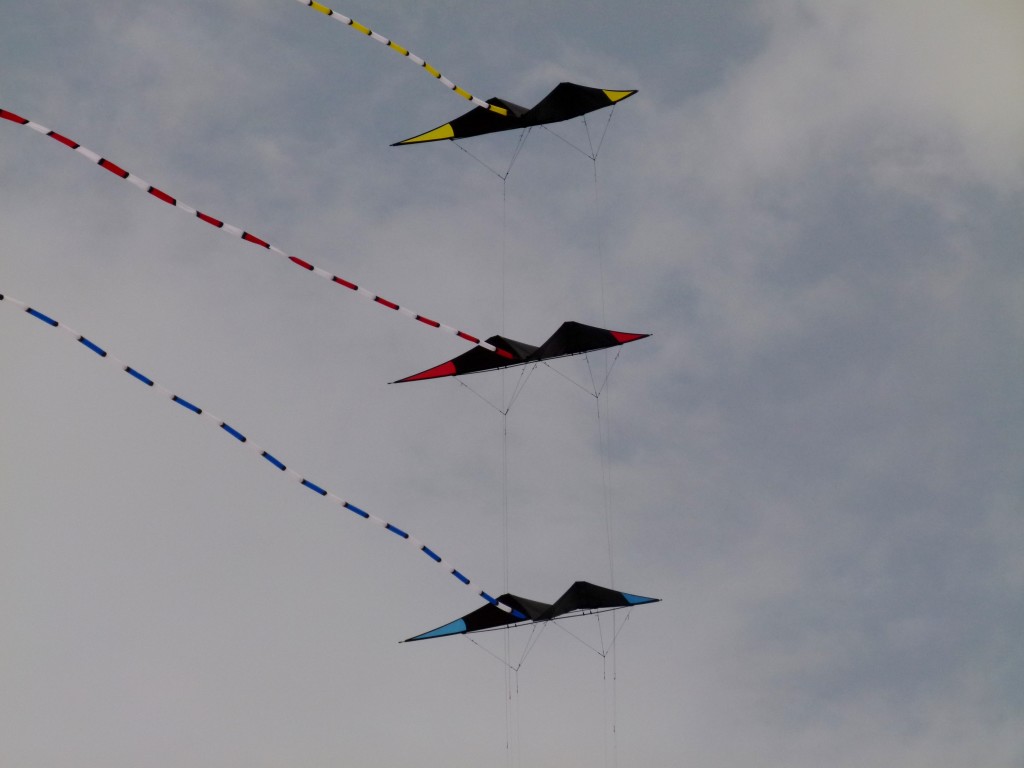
[392, 360, 459, 383]
[610, 330, 651, 345]
[603, 88, 638, 104]
[391, 123, 457, 146]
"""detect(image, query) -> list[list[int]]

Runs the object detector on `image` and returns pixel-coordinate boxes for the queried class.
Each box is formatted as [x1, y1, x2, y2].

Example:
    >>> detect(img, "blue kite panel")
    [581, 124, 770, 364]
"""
[409, 618, 468, 641]
[623, 592, 658, 605]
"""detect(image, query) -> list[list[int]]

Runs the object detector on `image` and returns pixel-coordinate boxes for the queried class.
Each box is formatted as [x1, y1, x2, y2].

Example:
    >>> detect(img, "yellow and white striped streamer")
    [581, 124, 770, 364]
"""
[295, 0, 508, 117]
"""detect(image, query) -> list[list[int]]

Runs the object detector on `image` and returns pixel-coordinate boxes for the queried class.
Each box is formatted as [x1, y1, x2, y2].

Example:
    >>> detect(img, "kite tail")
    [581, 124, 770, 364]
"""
[294, 0, 508, 117]
[0, 107, 512, 362]
[0, 292, 525, 621]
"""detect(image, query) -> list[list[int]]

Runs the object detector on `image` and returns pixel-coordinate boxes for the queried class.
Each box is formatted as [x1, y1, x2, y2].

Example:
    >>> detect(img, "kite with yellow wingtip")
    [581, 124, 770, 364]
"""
[393, 82, 637, 145]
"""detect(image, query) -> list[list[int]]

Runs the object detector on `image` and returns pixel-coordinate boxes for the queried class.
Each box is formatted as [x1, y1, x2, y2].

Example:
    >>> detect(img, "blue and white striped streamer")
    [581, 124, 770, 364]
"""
[0, 291, 524, 620]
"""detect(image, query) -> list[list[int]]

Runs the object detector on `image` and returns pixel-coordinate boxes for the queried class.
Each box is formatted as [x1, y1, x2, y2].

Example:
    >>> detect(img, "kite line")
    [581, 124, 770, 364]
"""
[293, 0, 508, 117]
[0, 291, 526, 621]
[0, 107, 513, 362]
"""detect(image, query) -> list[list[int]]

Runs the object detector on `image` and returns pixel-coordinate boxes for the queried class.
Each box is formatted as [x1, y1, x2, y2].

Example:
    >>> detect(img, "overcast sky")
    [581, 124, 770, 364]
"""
[2, 1, 1022, 766]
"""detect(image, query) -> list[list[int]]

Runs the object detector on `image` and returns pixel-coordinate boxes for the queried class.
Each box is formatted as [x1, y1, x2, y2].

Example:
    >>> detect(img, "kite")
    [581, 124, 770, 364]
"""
[393, 83, 637, 146]
[392, 321, 649, 383]
[293, 0, 509, 117]
[0, 107, 513, 362]
[0, 291, 525, 623]
[289, 3, 635, 147]
[405, 581, 659, 641]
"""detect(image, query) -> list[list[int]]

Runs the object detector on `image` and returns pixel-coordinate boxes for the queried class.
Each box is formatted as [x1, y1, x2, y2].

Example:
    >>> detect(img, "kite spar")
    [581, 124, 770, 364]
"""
[0, 291, 526, 622]
[0, 107, 513, 362]
[292, 0, 508, 116]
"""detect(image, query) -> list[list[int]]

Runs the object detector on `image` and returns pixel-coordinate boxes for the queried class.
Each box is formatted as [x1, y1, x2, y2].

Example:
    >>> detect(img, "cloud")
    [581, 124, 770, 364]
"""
[2, 1, 1021, 766]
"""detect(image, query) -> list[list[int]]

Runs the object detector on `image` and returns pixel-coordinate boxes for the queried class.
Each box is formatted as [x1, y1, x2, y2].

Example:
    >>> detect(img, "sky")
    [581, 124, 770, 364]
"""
[1, 1, 1022, 766]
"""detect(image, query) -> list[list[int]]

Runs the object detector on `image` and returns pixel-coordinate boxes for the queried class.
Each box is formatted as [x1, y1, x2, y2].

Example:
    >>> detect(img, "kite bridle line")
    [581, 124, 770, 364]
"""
[0, 292, 526, 622]
[294, 0, 508, 117]
[0, 108, 514, 363]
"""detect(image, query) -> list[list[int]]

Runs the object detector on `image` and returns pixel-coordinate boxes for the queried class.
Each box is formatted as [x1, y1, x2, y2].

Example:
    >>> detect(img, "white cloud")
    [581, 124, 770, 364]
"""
[1, 1, 1021, 766]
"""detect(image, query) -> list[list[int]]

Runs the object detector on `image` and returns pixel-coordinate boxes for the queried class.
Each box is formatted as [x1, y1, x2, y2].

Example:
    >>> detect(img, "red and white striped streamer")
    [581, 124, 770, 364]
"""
[0, 107, 513, 361]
